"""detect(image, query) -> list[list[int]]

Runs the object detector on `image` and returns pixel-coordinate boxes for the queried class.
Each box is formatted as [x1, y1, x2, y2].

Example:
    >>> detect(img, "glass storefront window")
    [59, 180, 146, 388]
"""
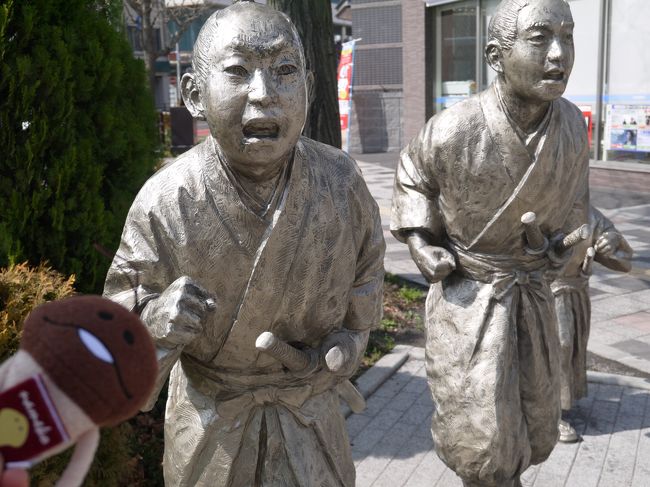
[434, 1, 477, 112]
[602, 0, 650, 164]
[428, 0, 649, 165]
[480, 0, 500, 91]
[564, 0, 601, 159]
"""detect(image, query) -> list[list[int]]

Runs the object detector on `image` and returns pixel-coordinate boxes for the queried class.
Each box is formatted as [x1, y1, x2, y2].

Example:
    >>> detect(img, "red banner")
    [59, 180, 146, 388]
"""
[337, 40, 356, 152]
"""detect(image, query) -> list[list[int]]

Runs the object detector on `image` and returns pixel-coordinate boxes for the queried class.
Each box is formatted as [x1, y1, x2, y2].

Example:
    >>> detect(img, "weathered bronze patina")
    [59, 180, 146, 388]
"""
[391, 0, 588, 485]
[104, 2, 384, 485]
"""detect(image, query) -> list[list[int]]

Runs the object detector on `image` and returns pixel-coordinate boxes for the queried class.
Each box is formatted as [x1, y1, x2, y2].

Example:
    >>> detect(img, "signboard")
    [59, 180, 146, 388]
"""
[337, 40, 356, 153]
[605, 104, 650, 152]
[0, 375, 69, 469]
[578, 105, 593, 147]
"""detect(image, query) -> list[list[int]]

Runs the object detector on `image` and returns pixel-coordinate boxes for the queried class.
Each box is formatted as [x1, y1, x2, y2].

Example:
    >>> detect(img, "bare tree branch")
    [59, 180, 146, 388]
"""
[123, 0, 215, 88]
[123, 7, 138, 24]
[124, 0, 142, 13]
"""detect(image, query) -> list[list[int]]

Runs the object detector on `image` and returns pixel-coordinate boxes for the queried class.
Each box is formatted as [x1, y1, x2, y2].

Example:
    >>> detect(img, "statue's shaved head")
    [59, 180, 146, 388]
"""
[488, 0, 570, 51]
[488, 0, 530, 51]
[191, 1, 306, 89]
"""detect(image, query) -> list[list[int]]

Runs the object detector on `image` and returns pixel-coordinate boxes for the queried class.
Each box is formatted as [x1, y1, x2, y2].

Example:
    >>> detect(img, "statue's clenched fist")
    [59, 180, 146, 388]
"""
[141, 276, 216, 347]
[407, 231, 456, 284]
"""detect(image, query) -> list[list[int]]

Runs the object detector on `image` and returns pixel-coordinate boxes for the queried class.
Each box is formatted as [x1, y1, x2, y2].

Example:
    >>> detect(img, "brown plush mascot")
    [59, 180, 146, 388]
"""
[0, 295, 157, 486]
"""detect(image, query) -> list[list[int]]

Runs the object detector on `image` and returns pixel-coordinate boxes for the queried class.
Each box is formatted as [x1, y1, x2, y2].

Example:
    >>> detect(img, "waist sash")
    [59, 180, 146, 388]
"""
[450, 242, 550, 301]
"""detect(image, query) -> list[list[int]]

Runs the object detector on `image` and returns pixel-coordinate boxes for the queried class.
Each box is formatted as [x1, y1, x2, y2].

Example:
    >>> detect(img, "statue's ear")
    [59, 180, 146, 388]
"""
[305, 69, 315, 108]
[181, 73, 204, 119]
[485, 40, 504, 74]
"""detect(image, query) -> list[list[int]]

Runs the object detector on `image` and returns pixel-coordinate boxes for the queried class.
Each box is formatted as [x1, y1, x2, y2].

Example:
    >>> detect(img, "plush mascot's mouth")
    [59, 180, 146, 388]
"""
[78, 328, 114, 364]
[43, 316, 133, 400]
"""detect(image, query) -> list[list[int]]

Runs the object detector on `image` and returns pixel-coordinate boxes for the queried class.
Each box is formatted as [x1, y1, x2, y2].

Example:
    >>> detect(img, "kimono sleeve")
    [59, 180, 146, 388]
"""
[343, 173, 386, 332]
[562, 103, 591, 234]
[390, 120, 444, 244]
[103, 194, 176, 313]
[102, 190, 180, 411]
[591, 206, 633, 272]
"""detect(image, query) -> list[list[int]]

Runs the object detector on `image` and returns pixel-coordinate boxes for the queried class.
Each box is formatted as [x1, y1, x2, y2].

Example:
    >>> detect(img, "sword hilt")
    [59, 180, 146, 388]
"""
[521, 212, 549, 254]
[582, 246, 596, 275]
[256, 332, 312, 372]
[555, 224, 590, 255]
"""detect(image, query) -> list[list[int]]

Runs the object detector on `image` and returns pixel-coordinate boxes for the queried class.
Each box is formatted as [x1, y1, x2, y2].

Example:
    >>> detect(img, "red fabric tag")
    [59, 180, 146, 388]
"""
[0, 374, 69, 467]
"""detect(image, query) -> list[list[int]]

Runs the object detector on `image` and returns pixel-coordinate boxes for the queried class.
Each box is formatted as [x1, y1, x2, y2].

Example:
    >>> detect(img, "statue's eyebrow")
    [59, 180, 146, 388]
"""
[524, 20, 574, 32]
[524, 21, 552, 32]
[227, 36, 297, 57]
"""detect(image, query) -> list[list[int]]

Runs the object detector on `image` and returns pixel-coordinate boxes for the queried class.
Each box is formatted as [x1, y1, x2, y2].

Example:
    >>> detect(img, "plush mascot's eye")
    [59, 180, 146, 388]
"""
[123, 330, 135, 345]
[98, 311, 114, 320]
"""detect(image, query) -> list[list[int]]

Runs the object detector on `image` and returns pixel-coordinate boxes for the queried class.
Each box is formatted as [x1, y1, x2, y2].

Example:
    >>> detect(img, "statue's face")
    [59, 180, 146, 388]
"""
[199, 9, 307, 177]
[502, 0, 574, 103]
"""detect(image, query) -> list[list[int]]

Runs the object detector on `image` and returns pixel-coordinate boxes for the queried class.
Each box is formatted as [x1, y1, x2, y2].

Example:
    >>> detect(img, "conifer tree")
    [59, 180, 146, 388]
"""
[0, 0, 158, 292]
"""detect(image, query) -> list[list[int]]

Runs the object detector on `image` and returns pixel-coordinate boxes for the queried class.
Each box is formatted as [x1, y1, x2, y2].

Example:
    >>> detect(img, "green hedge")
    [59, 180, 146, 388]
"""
[0, 0, 158, 293]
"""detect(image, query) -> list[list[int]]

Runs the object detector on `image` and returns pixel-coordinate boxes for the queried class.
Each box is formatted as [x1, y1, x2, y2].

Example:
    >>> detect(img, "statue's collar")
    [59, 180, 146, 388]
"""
[494, 81, 552, 141]
[206, 136, 294, 219]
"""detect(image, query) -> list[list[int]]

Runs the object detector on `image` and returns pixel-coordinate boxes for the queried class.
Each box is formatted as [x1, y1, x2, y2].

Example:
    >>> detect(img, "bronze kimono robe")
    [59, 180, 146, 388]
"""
[104, 136, 385, 487]
[391, 84, 589, 486]
[552, 207, 632, 410]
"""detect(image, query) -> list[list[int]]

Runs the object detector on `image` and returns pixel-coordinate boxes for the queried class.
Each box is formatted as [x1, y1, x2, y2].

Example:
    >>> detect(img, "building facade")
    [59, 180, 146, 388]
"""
[349, 0, 650, 168]
[123, 1, 172, 110]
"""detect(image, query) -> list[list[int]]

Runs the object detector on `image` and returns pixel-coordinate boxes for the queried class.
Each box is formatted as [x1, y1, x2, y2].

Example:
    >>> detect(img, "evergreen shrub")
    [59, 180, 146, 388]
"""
[0, 262, 75, 361]
[0, 0, 158, 293]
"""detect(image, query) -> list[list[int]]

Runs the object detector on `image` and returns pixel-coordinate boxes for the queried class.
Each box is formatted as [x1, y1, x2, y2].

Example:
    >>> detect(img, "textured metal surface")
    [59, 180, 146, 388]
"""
[103, 2, 385, 486]
[551, 207, 633, 411]
[390, 1, 591, 486]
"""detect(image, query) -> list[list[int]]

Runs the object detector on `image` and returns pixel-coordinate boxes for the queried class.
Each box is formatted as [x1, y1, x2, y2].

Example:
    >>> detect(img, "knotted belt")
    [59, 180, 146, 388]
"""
[450, 242, 549, 301]
[216, 384, 313, 422]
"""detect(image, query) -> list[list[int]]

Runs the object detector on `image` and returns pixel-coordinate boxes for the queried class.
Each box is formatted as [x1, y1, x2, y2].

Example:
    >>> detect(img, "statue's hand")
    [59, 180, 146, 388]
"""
[141, 276, 215, 346]
[594, 231, 622, 257]
[408, 242, 456, 283]
[321, 329, 369, 378]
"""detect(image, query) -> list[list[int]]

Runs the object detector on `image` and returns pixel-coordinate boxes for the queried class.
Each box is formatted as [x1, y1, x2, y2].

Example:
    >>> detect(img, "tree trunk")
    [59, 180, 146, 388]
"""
[268, 0, 342, 149]
[141, 0, 158, 94]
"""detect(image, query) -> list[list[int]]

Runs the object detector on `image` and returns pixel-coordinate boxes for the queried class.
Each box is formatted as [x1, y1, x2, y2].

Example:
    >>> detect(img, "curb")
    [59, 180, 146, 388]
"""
[341, 347, 650, 418]
[342, 345, 411, 418]
[587, 370, 650, 391]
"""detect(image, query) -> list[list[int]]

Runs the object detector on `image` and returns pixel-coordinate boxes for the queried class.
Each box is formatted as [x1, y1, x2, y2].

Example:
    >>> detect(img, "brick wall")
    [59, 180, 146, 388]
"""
[401, 0, 427, 143]
[349, 0, 403, 153]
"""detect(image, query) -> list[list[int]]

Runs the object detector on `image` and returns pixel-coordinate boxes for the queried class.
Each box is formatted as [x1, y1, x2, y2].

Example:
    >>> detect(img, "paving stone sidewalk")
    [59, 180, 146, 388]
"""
[348, 346, 650, 487]
[355, 158, 650, 376]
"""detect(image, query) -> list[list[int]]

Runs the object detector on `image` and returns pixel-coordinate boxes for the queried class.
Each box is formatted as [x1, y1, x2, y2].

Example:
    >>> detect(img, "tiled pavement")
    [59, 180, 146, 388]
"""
[355, 157, 650, 375]
[348, 346, 650, 487]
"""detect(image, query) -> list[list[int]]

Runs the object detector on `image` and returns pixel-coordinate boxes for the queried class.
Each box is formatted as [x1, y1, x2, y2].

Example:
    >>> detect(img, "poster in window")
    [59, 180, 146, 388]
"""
[637, 129, 650, 152]
[610, 129, 637, 151]
[606, 105, 650, 152]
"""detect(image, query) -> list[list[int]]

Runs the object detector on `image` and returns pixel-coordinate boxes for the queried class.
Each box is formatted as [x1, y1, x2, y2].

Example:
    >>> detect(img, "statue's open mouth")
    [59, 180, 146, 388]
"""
[243, 120, 280, 139]
[543, 70, 564, 81]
